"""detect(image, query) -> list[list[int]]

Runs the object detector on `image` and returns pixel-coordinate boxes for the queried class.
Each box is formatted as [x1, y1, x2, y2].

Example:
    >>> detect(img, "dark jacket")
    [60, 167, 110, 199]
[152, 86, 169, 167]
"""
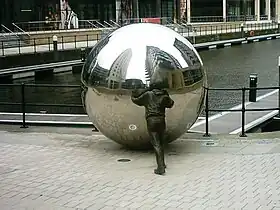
[131, 89, 174, 119]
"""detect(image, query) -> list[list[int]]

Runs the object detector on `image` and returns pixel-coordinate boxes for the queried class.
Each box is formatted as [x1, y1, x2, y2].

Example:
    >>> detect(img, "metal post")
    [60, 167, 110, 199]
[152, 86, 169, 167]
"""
[62, 36, 64, 50]
[176, 0, 180, 23]
[48, 37, 51, 51]
[240, 88, 247, 137]
[74, 35, 77, 49]
[203, 87, 210, 137]
[18, 39, 21, 54]
[132, 0, 139, 21]
[249, 73, 258, 102]
[241, 23, 244, 38]
[156, 0, 161, 18]
[20, 83, 28, 128]
[2, 41, 4, 56]
[81, 48, 86, 62]
[53, 35, 58, 61]
[223, 0, 227, 22]
[33, 38, 36, 53]
[53, 35, 58, 51]
[278, 56, 280, 117]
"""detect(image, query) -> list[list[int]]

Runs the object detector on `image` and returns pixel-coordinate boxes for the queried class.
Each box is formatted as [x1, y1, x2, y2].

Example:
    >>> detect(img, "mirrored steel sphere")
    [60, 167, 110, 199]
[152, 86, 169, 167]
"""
[81, 23, 206, 149]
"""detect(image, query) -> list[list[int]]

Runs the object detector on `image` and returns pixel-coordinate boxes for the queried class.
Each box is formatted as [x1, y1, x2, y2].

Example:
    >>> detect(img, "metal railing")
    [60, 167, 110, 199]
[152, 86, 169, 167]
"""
[0, 83, 84, 128]
[1, 22, 279, 56]
[203, 86, 280, 137]
[0, 33, 100, 56]
[12, 23, 30, 37]
[10, 15, 277, 32]
[12, 19, 117, 32]
[1, 24, 20, 39]
[0, 83, 279, 136]
[189, 15, 273, 23]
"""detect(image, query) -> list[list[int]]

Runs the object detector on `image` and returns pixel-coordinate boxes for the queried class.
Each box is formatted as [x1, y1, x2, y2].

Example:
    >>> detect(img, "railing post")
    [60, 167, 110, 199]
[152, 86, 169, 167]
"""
[278, 56, 280, 117]
[20, 83, 28, 128]
[18, 39, 21, 54]
[33, 38, 36, 53]
[203, 87, 210, 137]
[62, 36, 64, 50]
[48, 37, 51, 51]
[240, 87, 247, 137]
[1, 41, 4, 56]
[216, 25, 218, 36]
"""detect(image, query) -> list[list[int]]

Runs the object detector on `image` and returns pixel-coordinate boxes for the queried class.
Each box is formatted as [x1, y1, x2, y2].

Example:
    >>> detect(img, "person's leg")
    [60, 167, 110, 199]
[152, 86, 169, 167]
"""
[158, 131, 166, 169]
[149, 131, 165, 175]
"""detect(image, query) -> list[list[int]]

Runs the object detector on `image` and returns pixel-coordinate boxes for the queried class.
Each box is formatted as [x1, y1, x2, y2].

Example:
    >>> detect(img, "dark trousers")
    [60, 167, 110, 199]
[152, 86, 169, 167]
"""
[146, 116, 166, 170]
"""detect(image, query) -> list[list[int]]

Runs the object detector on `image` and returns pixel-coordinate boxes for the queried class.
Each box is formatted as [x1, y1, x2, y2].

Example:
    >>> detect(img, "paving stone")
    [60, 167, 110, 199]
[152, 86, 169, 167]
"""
[1, 130, 280, 210]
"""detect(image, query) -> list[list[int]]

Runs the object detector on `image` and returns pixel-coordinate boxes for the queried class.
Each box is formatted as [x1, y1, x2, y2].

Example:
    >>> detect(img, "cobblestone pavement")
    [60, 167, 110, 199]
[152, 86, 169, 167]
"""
[0, 129, 280, 210]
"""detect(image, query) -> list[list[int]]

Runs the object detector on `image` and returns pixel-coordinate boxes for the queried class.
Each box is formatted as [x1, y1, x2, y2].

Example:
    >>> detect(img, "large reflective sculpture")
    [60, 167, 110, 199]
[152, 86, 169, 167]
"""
[81, 23, 206, 149]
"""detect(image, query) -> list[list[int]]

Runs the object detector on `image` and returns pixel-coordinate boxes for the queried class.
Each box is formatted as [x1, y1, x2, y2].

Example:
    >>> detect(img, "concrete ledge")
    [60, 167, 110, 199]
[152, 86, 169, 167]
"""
[194, 33, 280, 51]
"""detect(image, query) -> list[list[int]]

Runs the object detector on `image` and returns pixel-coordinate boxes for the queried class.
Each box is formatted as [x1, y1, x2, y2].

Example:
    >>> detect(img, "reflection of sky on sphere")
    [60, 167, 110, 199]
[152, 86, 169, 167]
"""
[82, 23, 204, 88]
[96, 23, 198, 82]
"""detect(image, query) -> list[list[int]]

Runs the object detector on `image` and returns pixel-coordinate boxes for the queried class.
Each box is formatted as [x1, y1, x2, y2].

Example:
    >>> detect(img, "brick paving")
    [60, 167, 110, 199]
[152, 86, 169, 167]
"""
[0, 129, 280, 210]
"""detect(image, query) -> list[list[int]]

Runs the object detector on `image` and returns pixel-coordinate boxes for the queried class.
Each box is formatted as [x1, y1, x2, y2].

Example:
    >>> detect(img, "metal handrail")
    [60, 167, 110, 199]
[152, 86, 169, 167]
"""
[104, 21, 114, 28]
[0, 33, 6, 39]
[110, 20, 121, 28]
[1, 24, 19, 39]
[0, 83, 86, 129]
[0, 21, 278, 56]
[0, 83, 280, 133]
[203, 85, 280, 137]
[86, 20, 98, 28]
[95, 21, 107, 28]
[12, 23, 30, 37]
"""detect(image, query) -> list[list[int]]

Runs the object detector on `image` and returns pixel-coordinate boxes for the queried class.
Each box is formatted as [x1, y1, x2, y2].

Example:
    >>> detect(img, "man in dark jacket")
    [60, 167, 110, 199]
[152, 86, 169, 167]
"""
[131, 82, 174, 175]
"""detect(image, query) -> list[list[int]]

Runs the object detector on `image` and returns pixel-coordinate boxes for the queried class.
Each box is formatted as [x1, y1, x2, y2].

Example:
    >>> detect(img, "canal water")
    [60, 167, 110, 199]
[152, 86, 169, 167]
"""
[1, 39, 280, 114]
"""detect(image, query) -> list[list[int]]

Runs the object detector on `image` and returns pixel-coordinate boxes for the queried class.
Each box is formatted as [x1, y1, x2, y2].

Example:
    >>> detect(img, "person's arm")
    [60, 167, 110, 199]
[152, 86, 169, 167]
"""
[162, 95, 174, 108]
[131, 90, 147, 106]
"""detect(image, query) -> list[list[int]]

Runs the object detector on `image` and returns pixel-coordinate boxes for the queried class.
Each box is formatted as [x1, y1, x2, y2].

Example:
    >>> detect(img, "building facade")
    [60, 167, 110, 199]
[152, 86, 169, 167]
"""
[1, 0, 280, 29]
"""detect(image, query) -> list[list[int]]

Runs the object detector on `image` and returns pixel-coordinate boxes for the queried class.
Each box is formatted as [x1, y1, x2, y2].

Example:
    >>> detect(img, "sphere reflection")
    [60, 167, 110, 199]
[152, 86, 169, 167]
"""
[81, 23, 206, 149]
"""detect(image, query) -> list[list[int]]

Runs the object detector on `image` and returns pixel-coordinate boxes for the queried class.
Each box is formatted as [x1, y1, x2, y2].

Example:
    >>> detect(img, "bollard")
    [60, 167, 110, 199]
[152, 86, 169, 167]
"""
[81, 48, 86, 62]
[53, 35, 58, 51]
[249, 73, 258, 102]
[241, 23, 245, 38]
[53, 35, 58, 61]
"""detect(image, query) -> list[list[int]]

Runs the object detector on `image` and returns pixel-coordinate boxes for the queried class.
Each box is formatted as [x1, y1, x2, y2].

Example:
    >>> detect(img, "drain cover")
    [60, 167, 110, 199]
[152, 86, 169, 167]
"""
[202, 142, 218, 146]
[117, 158, 131, 162]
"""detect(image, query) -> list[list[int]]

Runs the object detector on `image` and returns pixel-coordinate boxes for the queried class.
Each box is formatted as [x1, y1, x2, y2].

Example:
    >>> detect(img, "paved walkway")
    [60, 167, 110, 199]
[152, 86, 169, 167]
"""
[0, 126, 280, 210]
[1, 24, 278, 56]
[1, 40, 97, 56]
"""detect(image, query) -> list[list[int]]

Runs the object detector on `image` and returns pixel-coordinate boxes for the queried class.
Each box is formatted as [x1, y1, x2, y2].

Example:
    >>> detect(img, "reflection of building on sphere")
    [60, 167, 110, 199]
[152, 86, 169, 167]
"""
[81, 23, 206, 149]
[107, 48, 132, 89]
[122, 79, 146, 89]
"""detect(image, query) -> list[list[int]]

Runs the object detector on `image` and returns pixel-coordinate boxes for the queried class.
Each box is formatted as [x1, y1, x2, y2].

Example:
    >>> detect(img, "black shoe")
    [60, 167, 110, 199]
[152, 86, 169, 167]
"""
[154, 168, 165, 175]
